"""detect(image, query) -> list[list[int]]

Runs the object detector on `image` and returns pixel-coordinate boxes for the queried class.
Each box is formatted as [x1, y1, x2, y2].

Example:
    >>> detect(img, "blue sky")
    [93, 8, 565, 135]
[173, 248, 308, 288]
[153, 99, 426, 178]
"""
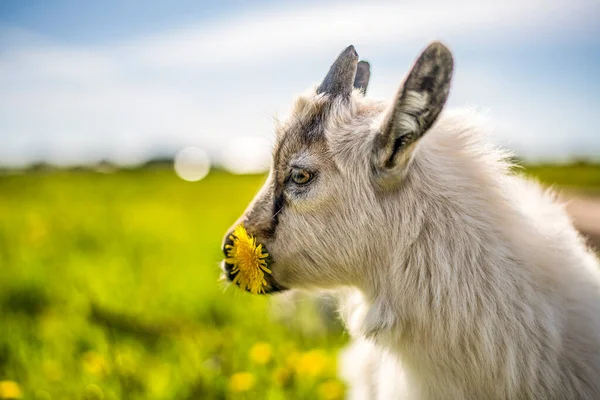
[1, 0, 599, 167]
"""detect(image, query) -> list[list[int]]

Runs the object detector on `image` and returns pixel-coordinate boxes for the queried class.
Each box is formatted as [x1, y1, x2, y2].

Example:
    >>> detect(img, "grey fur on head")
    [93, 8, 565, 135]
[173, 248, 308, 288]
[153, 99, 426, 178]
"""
[317, 45, 359, 98]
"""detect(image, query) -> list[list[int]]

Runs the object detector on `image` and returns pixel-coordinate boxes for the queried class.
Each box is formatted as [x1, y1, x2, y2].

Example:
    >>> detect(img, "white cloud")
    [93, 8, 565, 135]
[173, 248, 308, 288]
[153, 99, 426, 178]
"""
[121, 0, 593, 68]
[0, 0, 598, 166]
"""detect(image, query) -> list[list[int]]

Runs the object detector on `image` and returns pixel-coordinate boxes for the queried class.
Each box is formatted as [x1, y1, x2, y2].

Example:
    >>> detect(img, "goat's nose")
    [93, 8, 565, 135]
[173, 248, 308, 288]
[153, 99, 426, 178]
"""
[222, 231, 234, 254]
[221, 232, 235, 277]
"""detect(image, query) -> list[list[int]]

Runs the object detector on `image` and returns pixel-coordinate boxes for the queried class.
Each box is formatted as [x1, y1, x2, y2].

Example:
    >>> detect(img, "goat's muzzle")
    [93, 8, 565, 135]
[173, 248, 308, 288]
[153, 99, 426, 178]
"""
[220, 231, 287, 295]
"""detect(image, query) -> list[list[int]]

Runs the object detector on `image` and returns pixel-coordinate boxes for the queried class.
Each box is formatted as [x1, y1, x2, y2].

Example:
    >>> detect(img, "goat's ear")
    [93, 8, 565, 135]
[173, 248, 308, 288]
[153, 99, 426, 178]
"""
[373, 42, 453, 178]
[353, 61, 370, 94]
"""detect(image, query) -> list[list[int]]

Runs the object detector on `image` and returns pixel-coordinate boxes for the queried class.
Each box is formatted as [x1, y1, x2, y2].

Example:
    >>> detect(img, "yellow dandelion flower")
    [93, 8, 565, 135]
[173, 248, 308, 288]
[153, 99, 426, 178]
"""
[249, 342, 272, 365]
[0, 381, 22, 399]
[285, 350, 300, 368]
[318, 379, 345, 400]
[225, 225, 271, 294]
[228, 372, 256, 393]
[295, 350, 329, 378]
[82, 351, 108, 376]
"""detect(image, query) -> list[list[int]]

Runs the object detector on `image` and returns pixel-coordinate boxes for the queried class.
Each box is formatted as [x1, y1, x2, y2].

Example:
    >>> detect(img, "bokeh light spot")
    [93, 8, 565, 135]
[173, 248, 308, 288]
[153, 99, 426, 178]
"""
[174, 146, 211, 182]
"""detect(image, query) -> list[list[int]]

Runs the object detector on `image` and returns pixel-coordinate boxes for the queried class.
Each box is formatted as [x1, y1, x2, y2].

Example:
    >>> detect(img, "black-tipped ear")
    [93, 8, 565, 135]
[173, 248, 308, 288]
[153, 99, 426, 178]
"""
[317, 45, 359, 99]
[375, 42, 454, 170]
[353, 61, 370, 94]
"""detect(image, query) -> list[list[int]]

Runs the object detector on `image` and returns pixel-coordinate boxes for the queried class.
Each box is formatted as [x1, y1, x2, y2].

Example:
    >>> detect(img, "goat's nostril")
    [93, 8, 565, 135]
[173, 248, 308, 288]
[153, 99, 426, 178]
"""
[223, 233, 234, 256]
[223, 261, 234, 274]
[222, 232, 235, 279]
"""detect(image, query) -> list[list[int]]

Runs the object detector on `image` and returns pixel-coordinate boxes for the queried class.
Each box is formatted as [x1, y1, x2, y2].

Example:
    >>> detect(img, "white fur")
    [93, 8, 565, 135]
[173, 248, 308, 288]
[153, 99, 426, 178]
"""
[332, 104, 600, 399]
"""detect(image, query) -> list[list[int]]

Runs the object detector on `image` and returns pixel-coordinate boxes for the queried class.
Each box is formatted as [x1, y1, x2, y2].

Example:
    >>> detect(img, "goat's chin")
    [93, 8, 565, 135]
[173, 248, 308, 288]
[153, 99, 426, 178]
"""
[219, 262, 289, 295]
[254, 273, 289, 295]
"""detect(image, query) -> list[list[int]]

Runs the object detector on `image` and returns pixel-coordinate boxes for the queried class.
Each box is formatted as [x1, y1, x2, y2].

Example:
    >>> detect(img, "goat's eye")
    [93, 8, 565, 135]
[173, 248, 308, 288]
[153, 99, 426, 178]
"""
[290, 168, 312, 185]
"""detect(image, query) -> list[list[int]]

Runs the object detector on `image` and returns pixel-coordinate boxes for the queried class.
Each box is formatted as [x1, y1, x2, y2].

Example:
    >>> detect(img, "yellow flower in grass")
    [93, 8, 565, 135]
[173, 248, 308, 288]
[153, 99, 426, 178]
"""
[0, 381, 22, 399]
[249, 342, 272, 365]
[82, 351, 108, 376]
[318, 379, 345, 400]
[229, 372, 255, 393]
[225, 225, 271, 294]
[295, 350, 329, 378]
[285, 351, 300, 368]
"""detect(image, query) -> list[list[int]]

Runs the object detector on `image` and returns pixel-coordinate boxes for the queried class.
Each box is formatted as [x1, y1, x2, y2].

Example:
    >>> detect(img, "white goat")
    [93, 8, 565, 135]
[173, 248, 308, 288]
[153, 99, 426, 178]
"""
[222, 42, 600, 399]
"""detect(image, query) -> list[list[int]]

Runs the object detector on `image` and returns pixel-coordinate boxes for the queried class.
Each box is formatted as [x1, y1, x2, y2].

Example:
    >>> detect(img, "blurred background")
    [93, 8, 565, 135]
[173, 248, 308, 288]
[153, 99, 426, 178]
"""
[0, 1, 599, 399]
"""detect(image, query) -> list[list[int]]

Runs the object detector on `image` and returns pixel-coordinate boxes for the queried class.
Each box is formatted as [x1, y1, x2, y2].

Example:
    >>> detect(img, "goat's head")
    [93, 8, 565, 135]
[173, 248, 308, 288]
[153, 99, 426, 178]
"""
[221, 42, 453, 294]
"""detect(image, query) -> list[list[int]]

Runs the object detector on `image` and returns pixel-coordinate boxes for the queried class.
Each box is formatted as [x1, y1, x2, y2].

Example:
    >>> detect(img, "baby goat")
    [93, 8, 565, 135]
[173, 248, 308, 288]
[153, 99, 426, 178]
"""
[222, 42, 600, 399]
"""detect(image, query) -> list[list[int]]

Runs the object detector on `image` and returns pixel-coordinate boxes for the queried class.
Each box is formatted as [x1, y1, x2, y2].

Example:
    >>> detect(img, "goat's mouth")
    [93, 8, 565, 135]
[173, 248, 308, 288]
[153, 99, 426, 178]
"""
[221, 226, 288, 295]
[220, 259, 288, 295]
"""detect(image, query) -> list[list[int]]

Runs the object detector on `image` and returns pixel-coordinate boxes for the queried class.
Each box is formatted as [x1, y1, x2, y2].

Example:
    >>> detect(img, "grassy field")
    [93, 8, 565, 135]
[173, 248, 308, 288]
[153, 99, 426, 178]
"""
[0, 163, 598, 399]
[525, 162, 600, 191]
[0, 169, 347, 400]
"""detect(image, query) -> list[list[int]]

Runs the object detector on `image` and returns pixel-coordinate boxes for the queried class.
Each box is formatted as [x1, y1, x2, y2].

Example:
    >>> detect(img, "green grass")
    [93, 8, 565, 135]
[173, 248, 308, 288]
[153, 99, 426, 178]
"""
[0, 169, 346, 400]
[0, 163, 598, 399]
[523, 162, 600, 191]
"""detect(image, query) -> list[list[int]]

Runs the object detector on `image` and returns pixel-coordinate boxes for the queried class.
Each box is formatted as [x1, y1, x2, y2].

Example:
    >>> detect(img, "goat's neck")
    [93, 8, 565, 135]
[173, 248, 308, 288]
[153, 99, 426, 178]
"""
[339, 140, 528, 393]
